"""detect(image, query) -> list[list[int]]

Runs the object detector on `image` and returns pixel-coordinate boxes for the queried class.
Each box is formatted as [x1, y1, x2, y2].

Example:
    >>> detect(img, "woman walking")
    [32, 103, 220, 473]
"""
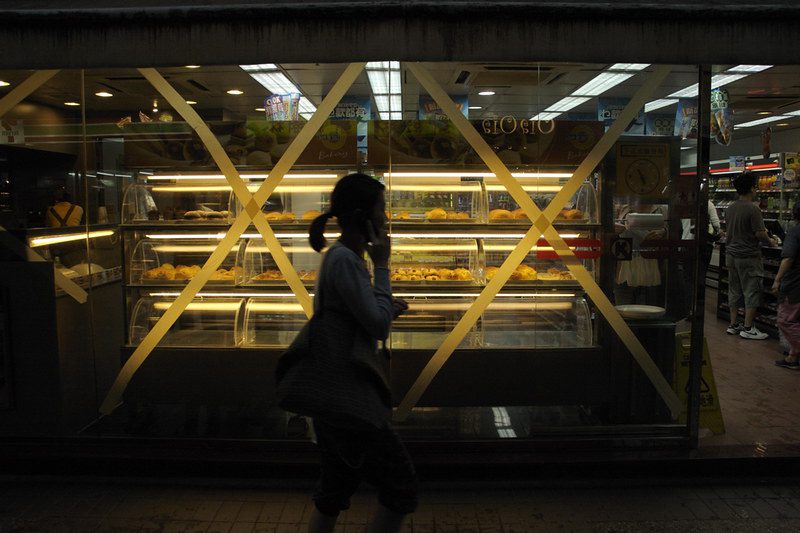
[305, 173, 417, 532]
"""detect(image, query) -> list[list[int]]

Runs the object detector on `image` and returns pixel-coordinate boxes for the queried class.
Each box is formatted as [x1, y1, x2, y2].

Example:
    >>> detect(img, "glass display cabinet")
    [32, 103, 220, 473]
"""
[485, 173, 599, 224]
[240, 236, 320, 286]
[129, 296, 246, 347]
[128, 237, 244, 285]
[121, 175, 233, 223]
[388, 237, 480, 285]
[481, 294, 592, 348]
[244, 297, 306, 347]
[229, 173, 342, 223]
[382, 171, 486, 223]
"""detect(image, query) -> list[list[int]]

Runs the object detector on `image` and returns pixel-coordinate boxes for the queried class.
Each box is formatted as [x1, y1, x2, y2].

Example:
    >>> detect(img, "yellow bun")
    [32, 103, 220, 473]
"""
[485, 266, 499, 280]
[425, 208, 448, 220]
[302, 210, 321, 220]
[265, 211, 282, 221]
[512, 208, 529, 220]
[489, 209, 513, 220]
[281, 212, 296, 221]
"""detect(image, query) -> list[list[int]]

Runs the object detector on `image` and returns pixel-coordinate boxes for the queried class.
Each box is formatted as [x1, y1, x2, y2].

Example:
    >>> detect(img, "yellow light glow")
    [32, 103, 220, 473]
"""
[384, 172, 573, 178]
[406, 302, 573, 312]
[390, 233, 579, 239]
[484, 245, 577, 252]
[486, 185, 563, 192]
[247, 303, 306, 312]
[393, 244, 475, 252]
[389, 185, 482, 192]
[30, 230, 114, 248]
[246, 246, 315, 253]
[153, 301, 243, 312]
[145, 232, 339, 239]
[152, 245, 240, 253]
[395, 292, 575, 298]
[152, 186, 232, 192]
[146, 173, 338, 181]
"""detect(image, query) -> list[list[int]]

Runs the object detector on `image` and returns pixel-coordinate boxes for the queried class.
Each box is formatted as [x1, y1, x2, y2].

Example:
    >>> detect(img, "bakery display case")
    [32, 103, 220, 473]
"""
[482, 234, 596, 285]
[388, 237, 480, 285]
[390, 296, 481, 349]
[383, 172, 485, 222]
[121, 176, 233, 223]
[244, 297, 306, 347]
[128, 237, 244, 285]
[241, 237, 319, 286]
[229, 173, 342, 223]
[482, 294, 592, 348]
[485, 174, 598, 224]
[129, 297, 246, 347]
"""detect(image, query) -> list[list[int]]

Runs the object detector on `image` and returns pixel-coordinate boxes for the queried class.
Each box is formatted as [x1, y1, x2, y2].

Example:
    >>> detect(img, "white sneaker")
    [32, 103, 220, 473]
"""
[740, 326, 769, 340]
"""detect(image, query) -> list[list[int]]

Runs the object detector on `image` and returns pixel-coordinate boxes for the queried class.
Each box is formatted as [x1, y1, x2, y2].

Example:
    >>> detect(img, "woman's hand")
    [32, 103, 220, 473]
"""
[771, 280, 780, 295]
[391, 297, 409, 319]
[365, 220, 391, 268]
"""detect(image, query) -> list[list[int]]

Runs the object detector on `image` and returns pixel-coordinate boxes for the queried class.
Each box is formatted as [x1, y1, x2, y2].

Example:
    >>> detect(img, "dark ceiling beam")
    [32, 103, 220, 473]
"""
[1, 2, 800, 69]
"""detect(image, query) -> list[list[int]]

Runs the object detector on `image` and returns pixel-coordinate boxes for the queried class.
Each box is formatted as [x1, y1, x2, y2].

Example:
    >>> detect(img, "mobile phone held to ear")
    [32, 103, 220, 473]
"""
[363, 218, 380, 246]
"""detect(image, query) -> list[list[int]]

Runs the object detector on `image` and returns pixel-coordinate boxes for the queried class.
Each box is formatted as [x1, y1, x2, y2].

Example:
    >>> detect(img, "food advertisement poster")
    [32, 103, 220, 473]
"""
[645, 114, 675, 136]
[122, 120, 358, 167]
[674, 99, 699, 139]
[418, 94, 469, 120]
[368, 119, 603, 165]
[263, 93, 300, 121]
[598, 98, 644, 134]
[710, 88, 733, 146]
[729, 155, 745, 172]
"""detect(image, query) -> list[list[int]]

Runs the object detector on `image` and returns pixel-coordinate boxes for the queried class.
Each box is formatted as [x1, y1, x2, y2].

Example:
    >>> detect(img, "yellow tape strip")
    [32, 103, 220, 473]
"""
[139, 68, 311, 315]
[398, 63, 681, 420]
[99, 64, 365, 415]
[0, 70, 59, 119]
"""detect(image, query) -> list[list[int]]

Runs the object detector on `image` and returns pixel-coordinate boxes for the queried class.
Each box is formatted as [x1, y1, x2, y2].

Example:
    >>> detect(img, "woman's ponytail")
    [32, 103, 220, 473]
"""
[309, 212, 334, 252]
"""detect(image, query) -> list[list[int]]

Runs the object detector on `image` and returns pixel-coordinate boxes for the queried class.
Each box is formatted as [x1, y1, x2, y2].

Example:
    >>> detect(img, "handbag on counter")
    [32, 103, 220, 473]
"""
[274, 253, 391, 430]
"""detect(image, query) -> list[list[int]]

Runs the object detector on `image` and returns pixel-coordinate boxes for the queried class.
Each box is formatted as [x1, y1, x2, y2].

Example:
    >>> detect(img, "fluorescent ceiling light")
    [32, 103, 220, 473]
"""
[680, 146, 693, 150]
[95, 91, 113, 97]
[185, 65, 201, 69]
[185, 100, 197, 105]
[608, 63, 650, 71]
[573, 72, 634, 96]
[478, 91, 496, 96]
[644, 99, 679, 112]
[240, 64, 318, 118]
[226, 89, 244, 95]
[727, 64, 773, 73]
[545, 96, 591, 113]
[531, 112, 561, 121]
[0, 80, 10, 87]
[468, 106, 482, 110]
[777, 123, 790, 126]
[646, 65, 771, 113]
[367, 61, 402, 120]
[64, 101, 80, 106]
[734, 115, 789, 129]
[784, 110, 800, 116]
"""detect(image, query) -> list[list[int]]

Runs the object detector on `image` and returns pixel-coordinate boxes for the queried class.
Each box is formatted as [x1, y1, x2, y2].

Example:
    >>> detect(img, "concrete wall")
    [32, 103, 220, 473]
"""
[1, 2, 799, 69]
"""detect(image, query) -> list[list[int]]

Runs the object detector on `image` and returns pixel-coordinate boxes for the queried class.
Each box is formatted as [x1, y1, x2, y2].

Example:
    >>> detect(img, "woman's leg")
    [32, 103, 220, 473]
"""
[367, 504, 408, 533]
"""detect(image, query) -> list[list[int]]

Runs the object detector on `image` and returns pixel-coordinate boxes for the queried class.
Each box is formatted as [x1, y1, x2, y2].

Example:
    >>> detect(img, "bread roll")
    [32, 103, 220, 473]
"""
[489, 209, 513, 220]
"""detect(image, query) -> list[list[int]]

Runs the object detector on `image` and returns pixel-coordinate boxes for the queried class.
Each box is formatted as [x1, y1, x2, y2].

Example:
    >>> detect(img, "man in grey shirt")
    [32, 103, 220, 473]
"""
[725, 171, 779, 340]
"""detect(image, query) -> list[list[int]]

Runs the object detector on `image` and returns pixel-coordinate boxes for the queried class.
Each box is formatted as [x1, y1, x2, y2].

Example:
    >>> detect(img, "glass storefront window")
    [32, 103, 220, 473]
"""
[0, 60, 728, 449]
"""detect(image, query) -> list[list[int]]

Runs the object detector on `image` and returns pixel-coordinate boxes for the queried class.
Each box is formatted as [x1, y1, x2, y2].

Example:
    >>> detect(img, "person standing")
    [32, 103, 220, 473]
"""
[305, 173, 417, 533]
[725, 171, 779, 339]
[771, 203, 800, 369]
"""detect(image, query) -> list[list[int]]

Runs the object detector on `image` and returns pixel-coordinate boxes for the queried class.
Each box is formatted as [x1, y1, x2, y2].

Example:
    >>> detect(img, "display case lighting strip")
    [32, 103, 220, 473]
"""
[146, 174, 338, 181]
[152, 245, 240, 253]
[29, 230, 114, 247]
[384, 172, 574, 178]
[153, 302, 242, 312]
[389, 233, 579, 239]
[148, 291, 576, 298]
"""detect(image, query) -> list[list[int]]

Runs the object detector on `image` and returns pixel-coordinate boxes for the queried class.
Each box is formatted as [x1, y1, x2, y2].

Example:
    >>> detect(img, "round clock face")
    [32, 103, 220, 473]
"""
[625, 159, 661, 195]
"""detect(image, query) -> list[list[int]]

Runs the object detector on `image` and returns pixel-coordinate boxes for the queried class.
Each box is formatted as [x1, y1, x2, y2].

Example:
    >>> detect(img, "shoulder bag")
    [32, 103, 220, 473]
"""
[274, 252, 391, 430]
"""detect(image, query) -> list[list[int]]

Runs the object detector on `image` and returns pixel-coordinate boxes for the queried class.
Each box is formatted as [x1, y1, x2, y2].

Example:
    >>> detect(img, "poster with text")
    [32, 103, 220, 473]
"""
[674, 99, 699, 139]
[645, 114, 675, 136]
[418, 94, 469, 120]
[598, 98, 644, 134]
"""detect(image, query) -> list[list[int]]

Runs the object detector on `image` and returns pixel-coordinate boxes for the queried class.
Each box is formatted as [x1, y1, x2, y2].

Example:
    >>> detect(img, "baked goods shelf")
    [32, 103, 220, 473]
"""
[125, 281, 583, 293]
[119, 221, 602, 233]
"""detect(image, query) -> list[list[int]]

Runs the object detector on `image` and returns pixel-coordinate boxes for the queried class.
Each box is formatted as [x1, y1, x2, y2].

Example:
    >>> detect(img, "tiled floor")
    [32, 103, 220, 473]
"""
[700, 288, 800, 448]
[2, 475, 800, 532]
